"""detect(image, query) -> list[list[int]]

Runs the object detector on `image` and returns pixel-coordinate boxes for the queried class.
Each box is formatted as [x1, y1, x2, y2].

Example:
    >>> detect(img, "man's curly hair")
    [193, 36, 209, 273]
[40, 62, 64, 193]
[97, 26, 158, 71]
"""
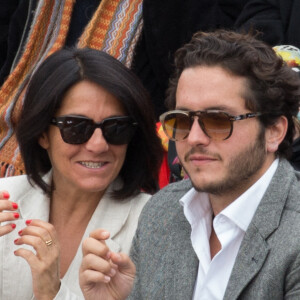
[166, 29, 300, 159]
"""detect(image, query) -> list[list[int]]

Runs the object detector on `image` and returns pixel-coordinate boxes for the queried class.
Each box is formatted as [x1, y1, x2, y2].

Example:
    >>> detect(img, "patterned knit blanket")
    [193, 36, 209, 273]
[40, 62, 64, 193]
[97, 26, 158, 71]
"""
[0, 0, 143, 177]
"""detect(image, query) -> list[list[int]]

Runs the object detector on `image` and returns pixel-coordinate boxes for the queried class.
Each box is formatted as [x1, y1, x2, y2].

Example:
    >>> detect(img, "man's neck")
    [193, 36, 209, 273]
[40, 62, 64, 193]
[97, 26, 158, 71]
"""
[210, 226, 222, 259]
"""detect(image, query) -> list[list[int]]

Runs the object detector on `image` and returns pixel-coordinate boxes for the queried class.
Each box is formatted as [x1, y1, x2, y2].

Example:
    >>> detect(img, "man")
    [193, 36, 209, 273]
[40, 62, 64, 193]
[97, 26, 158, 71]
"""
[79, 30, 300, 300]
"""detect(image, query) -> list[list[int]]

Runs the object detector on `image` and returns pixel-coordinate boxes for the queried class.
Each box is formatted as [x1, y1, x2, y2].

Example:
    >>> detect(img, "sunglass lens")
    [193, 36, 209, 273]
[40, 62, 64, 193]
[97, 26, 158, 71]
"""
[163, 112, 190, 141]
[60, 117, 92, 144]
[201, 112, 232, 140]
[102, 118, 136, 145]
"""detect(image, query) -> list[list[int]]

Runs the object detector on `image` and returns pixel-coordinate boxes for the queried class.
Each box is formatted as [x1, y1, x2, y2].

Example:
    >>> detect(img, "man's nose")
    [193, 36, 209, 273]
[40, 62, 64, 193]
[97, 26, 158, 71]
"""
[186, 118, 210, 146]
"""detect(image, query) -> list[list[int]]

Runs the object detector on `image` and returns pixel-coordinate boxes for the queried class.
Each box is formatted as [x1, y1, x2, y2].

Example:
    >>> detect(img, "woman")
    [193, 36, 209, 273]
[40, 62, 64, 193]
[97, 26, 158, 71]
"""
[0, 48, 162, 299]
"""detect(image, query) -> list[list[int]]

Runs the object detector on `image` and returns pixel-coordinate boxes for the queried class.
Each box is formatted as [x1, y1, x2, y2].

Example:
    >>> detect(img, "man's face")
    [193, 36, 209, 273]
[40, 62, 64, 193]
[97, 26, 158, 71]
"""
[175, 66, 272, 197]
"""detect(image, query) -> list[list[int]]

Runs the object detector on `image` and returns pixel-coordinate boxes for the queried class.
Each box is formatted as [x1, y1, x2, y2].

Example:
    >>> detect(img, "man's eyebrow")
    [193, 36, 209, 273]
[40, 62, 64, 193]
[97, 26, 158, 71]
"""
[206, 105, 231, 111]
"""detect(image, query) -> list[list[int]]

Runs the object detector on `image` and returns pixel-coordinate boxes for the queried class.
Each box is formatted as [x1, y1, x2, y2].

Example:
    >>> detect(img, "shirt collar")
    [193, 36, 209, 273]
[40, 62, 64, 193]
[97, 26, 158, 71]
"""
[180, 159, 279, 231]
[180, 188, 212, 227]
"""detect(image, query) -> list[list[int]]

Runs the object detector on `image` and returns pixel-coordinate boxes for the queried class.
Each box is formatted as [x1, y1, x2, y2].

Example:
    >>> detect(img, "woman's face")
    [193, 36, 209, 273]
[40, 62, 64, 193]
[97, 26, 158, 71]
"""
[39, 80, 128, 196]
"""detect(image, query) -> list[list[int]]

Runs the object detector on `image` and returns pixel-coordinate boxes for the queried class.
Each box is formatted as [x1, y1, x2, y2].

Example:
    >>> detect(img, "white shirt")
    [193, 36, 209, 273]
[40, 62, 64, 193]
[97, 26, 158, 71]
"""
[180, 159, 279, 300]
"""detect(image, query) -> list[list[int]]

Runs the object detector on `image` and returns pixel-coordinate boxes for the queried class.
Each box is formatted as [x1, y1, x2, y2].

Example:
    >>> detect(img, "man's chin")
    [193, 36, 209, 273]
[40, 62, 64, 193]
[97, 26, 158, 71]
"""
[190, 178, 230, 195]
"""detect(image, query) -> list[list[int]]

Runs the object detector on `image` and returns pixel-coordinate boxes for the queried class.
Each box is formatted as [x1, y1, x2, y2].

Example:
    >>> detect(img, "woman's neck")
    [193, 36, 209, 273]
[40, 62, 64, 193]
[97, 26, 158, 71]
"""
[49, 189, 104, 278]
[49, 188, 103, 227]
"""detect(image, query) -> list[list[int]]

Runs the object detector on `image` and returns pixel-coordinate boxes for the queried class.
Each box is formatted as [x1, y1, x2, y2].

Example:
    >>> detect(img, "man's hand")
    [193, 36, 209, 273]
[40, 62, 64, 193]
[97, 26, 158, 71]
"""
[79, 229, 136, 300]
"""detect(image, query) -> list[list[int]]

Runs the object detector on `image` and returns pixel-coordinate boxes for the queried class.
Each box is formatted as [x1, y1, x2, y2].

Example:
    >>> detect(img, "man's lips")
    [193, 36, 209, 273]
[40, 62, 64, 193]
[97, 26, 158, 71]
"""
[184, 152, 221, 166]
[188, 155, 217, 162]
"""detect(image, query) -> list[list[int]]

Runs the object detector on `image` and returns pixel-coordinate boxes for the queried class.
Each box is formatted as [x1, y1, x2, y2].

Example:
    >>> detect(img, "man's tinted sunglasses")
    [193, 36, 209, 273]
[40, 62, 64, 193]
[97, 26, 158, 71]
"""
[159, 109, 261, 141]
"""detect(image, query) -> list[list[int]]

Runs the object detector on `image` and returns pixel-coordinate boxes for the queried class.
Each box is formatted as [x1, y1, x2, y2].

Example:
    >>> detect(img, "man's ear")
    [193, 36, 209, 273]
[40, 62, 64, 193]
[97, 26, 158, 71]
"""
[38, 132, 49, 150]
[265, 116, 288, 153]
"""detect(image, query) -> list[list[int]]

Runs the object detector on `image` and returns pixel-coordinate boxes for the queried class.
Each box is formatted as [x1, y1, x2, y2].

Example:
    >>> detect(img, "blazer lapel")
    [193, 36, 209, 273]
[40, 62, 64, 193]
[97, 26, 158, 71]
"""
[224, 159, 295, 299]
[223, 226, 270, 299]
[86, 190, 134, 253]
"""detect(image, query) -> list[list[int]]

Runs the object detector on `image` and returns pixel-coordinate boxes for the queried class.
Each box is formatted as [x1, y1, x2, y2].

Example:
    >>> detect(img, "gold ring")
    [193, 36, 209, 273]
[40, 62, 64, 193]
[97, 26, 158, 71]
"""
[45, 239, 53, 246]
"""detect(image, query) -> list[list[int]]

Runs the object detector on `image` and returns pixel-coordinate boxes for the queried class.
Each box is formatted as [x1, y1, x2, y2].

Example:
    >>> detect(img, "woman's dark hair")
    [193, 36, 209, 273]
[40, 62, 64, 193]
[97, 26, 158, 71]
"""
[166, 30, 300, 159]
[16, 48, 163, 199]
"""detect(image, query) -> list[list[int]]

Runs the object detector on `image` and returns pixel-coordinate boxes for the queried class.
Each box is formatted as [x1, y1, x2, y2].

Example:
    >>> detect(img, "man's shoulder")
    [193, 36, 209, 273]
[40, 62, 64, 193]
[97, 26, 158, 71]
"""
[273, 159, 300, 210]
[137, 179, 193, 225]
[281, 172, 300, 215]
[251, 159, 300, 238]
[159, 178, 193, 192]
[149, 179, 192, 206]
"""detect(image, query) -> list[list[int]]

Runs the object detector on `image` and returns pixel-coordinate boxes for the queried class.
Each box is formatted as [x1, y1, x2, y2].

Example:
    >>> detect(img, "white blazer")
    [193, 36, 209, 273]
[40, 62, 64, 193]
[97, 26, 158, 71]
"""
[0, 173, 150, 299]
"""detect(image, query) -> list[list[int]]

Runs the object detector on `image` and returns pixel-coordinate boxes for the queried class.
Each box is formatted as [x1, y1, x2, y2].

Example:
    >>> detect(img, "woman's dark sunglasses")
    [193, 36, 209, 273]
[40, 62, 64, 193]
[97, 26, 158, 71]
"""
[159, 109, 261, 141]
[51, 115, 138, 145]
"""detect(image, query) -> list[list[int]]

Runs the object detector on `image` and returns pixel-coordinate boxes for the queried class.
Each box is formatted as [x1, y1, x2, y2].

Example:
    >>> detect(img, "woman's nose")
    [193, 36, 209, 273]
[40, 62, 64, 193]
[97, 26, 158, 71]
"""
[85, 128, 109, 152]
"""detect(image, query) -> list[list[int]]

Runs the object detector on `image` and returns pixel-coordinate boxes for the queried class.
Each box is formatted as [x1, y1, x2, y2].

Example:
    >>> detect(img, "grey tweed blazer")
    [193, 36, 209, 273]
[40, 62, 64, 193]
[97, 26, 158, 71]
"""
[128, 159, 300, 300]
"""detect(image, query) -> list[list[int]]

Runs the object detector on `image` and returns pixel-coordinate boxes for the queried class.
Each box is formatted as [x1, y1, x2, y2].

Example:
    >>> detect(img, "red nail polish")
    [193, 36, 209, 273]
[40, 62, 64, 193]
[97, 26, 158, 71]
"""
[11, 224, 16, 229]
[26, 219, 32, 225]
[14, 238, 19, 244]
[18, 230, 22, 235]
[13, 213, 19, 219]
[12, 202, 18, 209]
[3, 191, 9, 199]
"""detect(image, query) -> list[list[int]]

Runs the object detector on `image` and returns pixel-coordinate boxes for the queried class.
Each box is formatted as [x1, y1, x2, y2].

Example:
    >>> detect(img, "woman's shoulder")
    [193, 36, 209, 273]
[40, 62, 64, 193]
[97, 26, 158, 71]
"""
[130, 191, 152, 202]
[0, 175, 34, 204]
[0, 173, 51, 202]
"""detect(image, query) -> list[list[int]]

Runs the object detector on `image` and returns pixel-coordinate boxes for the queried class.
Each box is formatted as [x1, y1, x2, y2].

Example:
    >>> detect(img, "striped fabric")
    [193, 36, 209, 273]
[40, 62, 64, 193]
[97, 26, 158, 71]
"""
[0, 0, 143, 177]
[78, 0, 143, 67]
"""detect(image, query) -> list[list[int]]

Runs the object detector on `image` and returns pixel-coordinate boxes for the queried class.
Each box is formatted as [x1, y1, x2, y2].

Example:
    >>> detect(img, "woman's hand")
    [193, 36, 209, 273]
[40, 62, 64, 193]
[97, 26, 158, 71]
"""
[0, 190, 19, 236]
[14, 219, 61, 300]
[79, 229, 136, 300]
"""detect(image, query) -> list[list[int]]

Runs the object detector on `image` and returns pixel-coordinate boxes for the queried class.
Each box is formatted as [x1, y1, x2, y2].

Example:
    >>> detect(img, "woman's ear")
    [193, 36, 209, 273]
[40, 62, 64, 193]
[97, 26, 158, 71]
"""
[38, 132, 50, 150]
[265, 116, 288, 153]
